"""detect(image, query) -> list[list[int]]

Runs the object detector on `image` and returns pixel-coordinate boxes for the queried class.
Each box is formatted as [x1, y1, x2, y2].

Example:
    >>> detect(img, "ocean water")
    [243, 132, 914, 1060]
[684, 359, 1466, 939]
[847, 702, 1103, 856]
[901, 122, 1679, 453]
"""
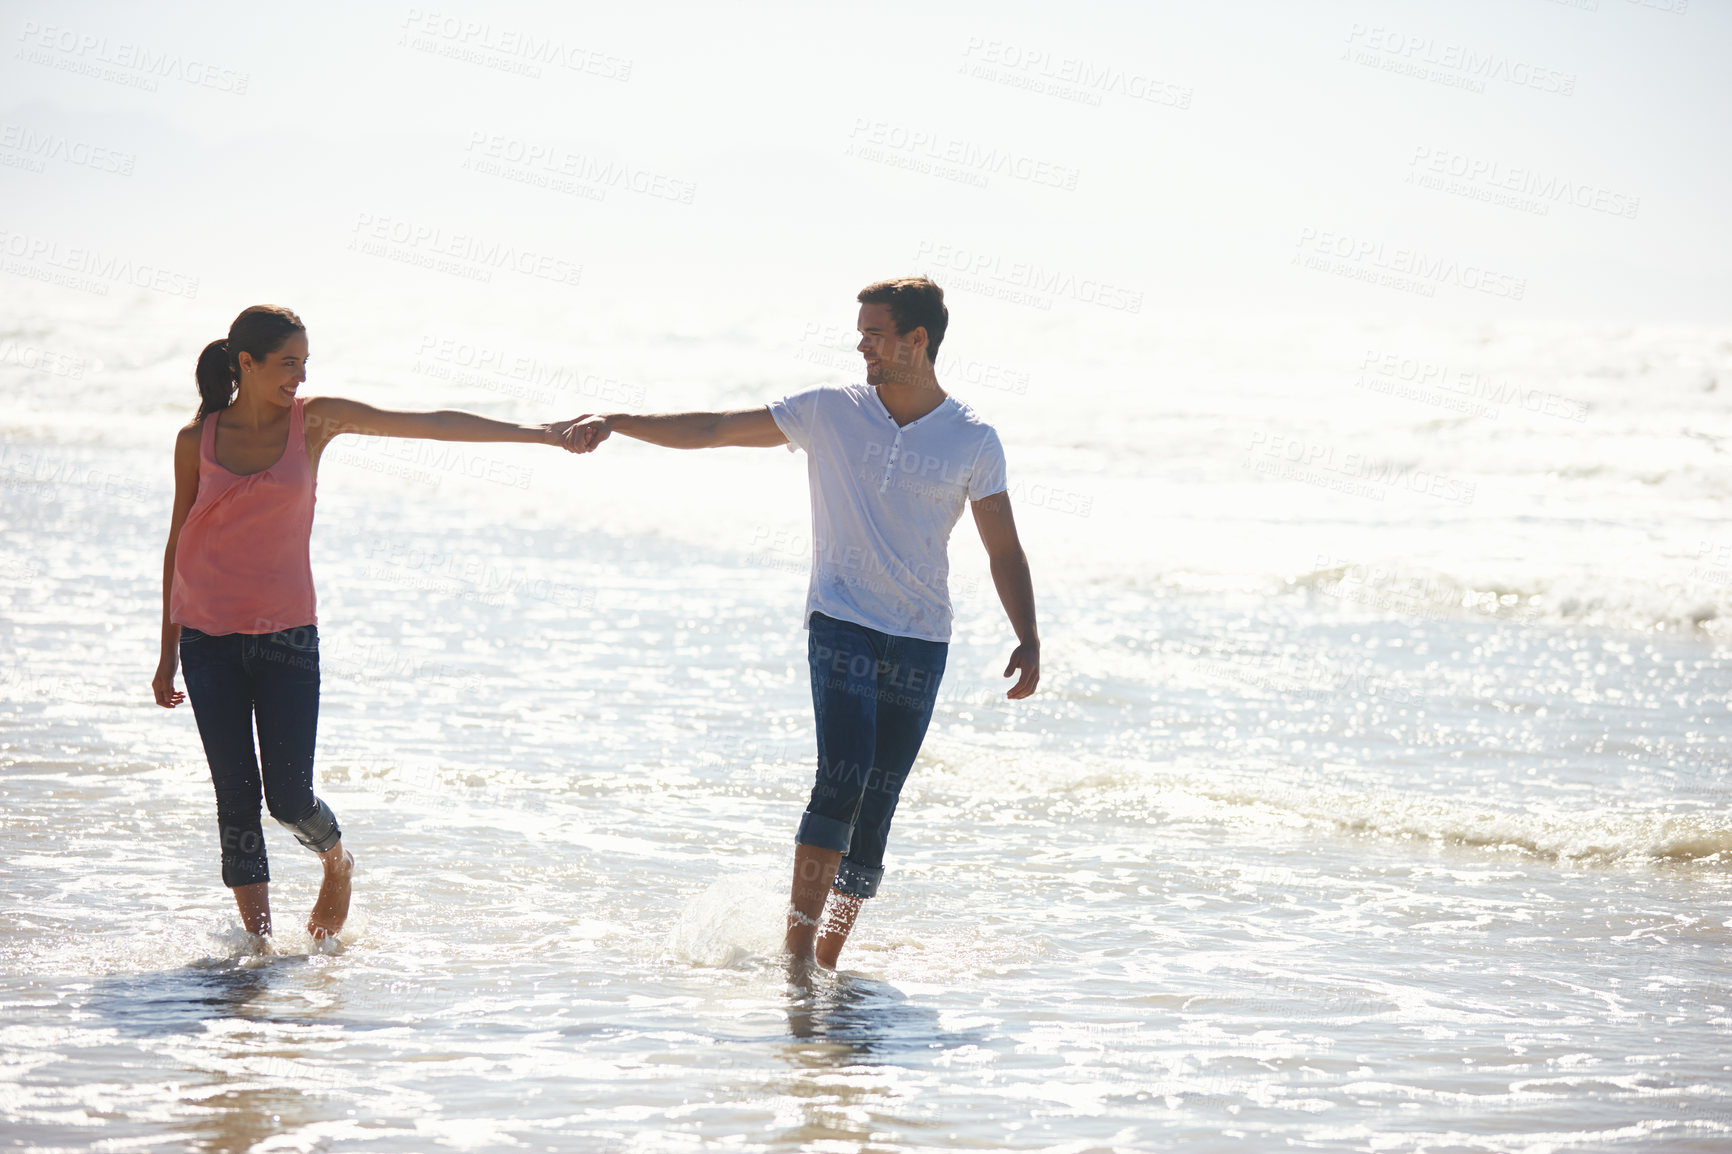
[3, 287, 1731, 1152]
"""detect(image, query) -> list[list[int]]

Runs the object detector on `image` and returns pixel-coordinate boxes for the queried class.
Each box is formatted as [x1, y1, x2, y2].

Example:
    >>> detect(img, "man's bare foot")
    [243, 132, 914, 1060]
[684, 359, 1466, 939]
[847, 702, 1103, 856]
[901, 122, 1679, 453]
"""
[815, 890, 862, 970]
[307, 845, 354, 941]
[785, 949, 822, 993]
[785, 844, 843, 967]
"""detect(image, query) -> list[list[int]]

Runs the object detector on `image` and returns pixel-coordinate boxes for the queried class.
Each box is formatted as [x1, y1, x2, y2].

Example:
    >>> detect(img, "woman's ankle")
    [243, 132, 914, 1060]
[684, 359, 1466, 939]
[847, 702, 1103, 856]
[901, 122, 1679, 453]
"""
[232, 881, 272, 936]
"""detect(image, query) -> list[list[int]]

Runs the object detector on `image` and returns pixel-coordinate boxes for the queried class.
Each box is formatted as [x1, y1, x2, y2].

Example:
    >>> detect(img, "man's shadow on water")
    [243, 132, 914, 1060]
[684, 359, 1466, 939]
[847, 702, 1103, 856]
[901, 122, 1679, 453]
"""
[85, 955, 306, 1037]
[782, 968, 984, 1065]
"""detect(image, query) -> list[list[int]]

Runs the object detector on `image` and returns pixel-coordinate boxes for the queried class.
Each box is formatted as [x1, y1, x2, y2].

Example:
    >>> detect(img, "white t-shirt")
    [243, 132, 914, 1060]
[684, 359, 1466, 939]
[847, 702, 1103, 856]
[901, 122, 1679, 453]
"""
[768, 383, 1008, 642]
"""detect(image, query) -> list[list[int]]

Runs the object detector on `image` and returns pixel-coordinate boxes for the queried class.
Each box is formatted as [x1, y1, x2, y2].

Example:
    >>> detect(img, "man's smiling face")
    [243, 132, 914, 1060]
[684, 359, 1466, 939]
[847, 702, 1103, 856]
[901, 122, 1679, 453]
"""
[856, 302, 925, 388]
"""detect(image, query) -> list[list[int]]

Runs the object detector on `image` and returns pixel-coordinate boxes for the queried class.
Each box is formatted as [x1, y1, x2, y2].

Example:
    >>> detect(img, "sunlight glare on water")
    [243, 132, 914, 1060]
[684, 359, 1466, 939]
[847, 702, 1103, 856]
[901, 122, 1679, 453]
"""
[3, 290, 1730, 1151]
[4, 0, 1732, 1147]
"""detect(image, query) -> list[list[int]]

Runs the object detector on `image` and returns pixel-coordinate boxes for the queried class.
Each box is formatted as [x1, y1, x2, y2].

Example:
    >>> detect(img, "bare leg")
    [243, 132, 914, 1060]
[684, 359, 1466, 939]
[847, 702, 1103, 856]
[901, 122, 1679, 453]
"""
[785, 844, 842, 967]
[307, 840, 354, 941]
[233, 882, 272, 939]
[815, 887, 863, 970]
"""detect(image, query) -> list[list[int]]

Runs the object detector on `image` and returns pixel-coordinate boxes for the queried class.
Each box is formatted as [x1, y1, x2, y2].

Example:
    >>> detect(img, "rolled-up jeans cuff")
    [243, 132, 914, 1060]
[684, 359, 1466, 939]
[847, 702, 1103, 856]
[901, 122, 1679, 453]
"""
[833, 861, 883, 899]
[277, 798, 342, 855]
[795, 811, 853, 854]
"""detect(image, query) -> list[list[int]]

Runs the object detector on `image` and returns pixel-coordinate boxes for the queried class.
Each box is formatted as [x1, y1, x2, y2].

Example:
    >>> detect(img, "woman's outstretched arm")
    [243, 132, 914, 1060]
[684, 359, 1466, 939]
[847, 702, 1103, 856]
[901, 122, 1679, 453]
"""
[304, 396, 585, 456]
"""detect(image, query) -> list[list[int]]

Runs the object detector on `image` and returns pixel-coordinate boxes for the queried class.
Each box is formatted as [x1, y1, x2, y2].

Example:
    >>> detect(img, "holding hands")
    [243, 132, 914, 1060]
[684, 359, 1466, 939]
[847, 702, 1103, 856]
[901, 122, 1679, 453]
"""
[559, 414, 612, 454]
[543, 416, 608, 453]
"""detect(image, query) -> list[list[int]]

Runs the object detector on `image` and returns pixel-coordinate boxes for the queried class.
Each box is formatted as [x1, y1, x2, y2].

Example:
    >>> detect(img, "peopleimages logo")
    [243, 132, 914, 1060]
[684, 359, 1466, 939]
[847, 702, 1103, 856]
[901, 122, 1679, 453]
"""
[0, 125, 135, 175]
[0, 338, 92, 379]
[913, 241, 1142, 313]
[463, 131, 696, 204]
[0, 444, 155, 505]
[1407, 147, 1640, 220]
[413, 334, 647, 407]
[327, 435, 535, 491]
[398, 8, 632, 81]
[347, 212, 582, 288]
[14, 21, 250, 94]
[0, 226, 199, 298]
[1244, 430, 1478, 505]
[957, 37, 1193, 110]
[1356, 348, 1586, 423]
[1293, 228, 1526, 301]
[845, 119, 1081, 191]
[1343, 23, 1575, 96]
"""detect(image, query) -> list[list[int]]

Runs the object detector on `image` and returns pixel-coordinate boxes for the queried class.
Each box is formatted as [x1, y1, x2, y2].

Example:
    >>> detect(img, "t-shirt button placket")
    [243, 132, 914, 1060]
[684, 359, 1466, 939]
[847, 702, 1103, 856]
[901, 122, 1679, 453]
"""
[881, 431, 902, 492]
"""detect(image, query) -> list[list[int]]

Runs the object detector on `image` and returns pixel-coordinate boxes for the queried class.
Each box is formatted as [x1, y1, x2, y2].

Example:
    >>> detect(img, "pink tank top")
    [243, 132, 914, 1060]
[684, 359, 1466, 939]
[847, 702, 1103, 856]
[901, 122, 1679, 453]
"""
[170, 398, 318, 635]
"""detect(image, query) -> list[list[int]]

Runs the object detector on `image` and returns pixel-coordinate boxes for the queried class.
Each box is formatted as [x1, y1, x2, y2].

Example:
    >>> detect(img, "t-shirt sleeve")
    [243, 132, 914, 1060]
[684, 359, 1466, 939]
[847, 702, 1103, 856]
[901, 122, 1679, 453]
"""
[767, 385, 825, 453]
[967, 427, 1009, 500]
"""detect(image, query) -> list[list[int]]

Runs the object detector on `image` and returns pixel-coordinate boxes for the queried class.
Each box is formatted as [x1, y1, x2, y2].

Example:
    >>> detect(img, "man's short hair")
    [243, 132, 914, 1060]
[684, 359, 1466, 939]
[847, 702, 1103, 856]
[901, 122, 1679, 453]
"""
[857, 276, 948, 363]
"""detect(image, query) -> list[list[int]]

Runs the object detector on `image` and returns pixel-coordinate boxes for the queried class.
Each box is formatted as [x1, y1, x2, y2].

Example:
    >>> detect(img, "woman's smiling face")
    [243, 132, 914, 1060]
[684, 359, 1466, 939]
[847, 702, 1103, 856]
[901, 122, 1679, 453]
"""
[238, 331, 308, 408]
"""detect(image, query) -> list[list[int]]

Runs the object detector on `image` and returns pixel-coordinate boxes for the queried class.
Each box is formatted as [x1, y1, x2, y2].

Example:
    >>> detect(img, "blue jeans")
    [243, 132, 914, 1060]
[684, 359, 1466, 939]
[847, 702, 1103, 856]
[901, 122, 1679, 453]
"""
[798, 612, 948, 899]
[178, 625, 339, 887]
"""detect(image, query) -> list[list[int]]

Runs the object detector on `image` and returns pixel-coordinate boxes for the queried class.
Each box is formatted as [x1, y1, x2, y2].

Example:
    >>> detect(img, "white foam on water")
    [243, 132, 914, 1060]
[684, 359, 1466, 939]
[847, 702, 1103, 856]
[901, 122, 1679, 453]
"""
[1284, 560, 1727, 636]
[663, 870, 788, 968]
[1171, 778, 1732, 867]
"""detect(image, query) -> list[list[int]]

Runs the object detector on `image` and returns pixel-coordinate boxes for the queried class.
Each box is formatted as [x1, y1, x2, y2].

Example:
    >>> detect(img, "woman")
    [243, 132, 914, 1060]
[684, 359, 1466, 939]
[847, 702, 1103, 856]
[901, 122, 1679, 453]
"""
[152, 304, 580, 945]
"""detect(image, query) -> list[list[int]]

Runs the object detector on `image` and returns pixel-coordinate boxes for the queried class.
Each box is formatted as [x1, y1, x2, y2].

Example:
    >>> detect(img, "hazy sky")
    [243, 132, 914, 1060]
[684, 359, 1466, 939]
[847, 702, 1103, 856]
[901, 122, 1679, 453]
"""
[3, 0, 1727, 329]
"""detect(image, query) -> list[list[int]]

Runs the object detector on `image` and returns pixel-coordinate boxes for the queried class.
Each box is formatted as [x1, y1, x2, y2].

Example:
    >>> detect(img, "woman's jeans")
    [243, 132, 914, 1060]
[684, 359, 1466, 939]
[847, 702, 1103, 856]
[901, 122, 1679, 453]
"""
[178, 625, 340, 887]
[797, 612, 948, 899]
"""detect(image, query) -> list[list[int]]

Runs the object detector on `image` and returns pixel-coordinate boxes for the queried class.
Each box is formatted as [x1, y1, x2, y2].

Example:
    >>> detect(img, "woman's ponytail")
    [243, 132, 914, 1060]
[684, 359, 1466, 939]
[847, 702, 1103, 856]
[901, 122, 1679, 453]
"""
[190, 305, 306, 423]
[194, 338, 235, 421]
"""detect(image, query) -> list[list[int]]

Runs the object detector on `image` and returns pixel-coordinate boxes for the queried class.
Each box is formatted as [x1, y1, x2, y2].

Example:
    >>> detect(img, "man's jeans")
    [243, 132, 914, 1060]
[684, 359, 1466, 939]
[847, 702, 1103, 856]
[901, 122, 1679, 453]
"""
[797, 612, 947, 899]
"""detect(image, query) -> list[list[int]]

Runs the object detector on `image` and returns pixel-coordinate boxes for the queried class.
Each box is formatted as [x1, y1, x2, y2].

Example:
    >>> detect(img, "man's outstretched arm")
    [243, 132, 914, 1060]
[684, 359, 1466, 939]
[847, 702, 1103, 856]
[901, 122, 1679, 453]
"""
[970, 491, 1040, 699]
[565, 407, 788, 452]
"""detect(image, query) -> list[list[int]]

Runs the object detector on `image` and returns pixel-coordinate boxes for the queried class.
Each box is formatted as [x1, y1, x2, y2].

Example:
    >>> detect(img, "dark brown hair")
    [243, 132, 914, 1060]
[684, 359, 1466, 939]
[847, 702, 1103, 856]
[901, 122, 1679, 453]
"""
[194, 305, 305, 421]
[857, 276, 948, 363]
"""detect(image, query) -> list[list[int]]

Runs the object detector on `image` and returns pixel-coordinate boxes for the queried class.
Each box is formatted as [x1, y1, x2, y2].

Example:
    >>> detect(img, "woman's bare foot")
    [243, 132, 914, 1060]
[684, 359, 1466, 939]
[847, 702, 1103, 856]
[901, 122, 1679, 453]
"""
[307, 844, 354, 941]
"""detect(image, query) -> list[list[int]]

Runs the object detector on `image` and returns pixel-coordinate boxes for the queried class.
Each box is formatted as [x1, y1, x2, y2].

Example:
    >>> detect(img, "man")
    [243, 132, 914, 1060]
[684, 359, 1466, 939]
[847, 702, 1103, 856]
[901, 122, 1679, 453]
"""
[567, 276, 1039, 971]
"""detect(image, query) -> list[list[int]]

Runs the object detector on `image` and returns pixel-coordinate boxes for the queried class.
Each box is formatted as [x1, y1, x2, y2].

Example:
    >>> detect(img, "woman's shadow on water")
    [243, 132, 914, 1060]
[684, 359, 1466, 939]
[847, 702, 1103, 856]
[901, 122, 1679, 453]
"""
[781, 966, 983, 1065]
[85, 955, 307, 1037]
